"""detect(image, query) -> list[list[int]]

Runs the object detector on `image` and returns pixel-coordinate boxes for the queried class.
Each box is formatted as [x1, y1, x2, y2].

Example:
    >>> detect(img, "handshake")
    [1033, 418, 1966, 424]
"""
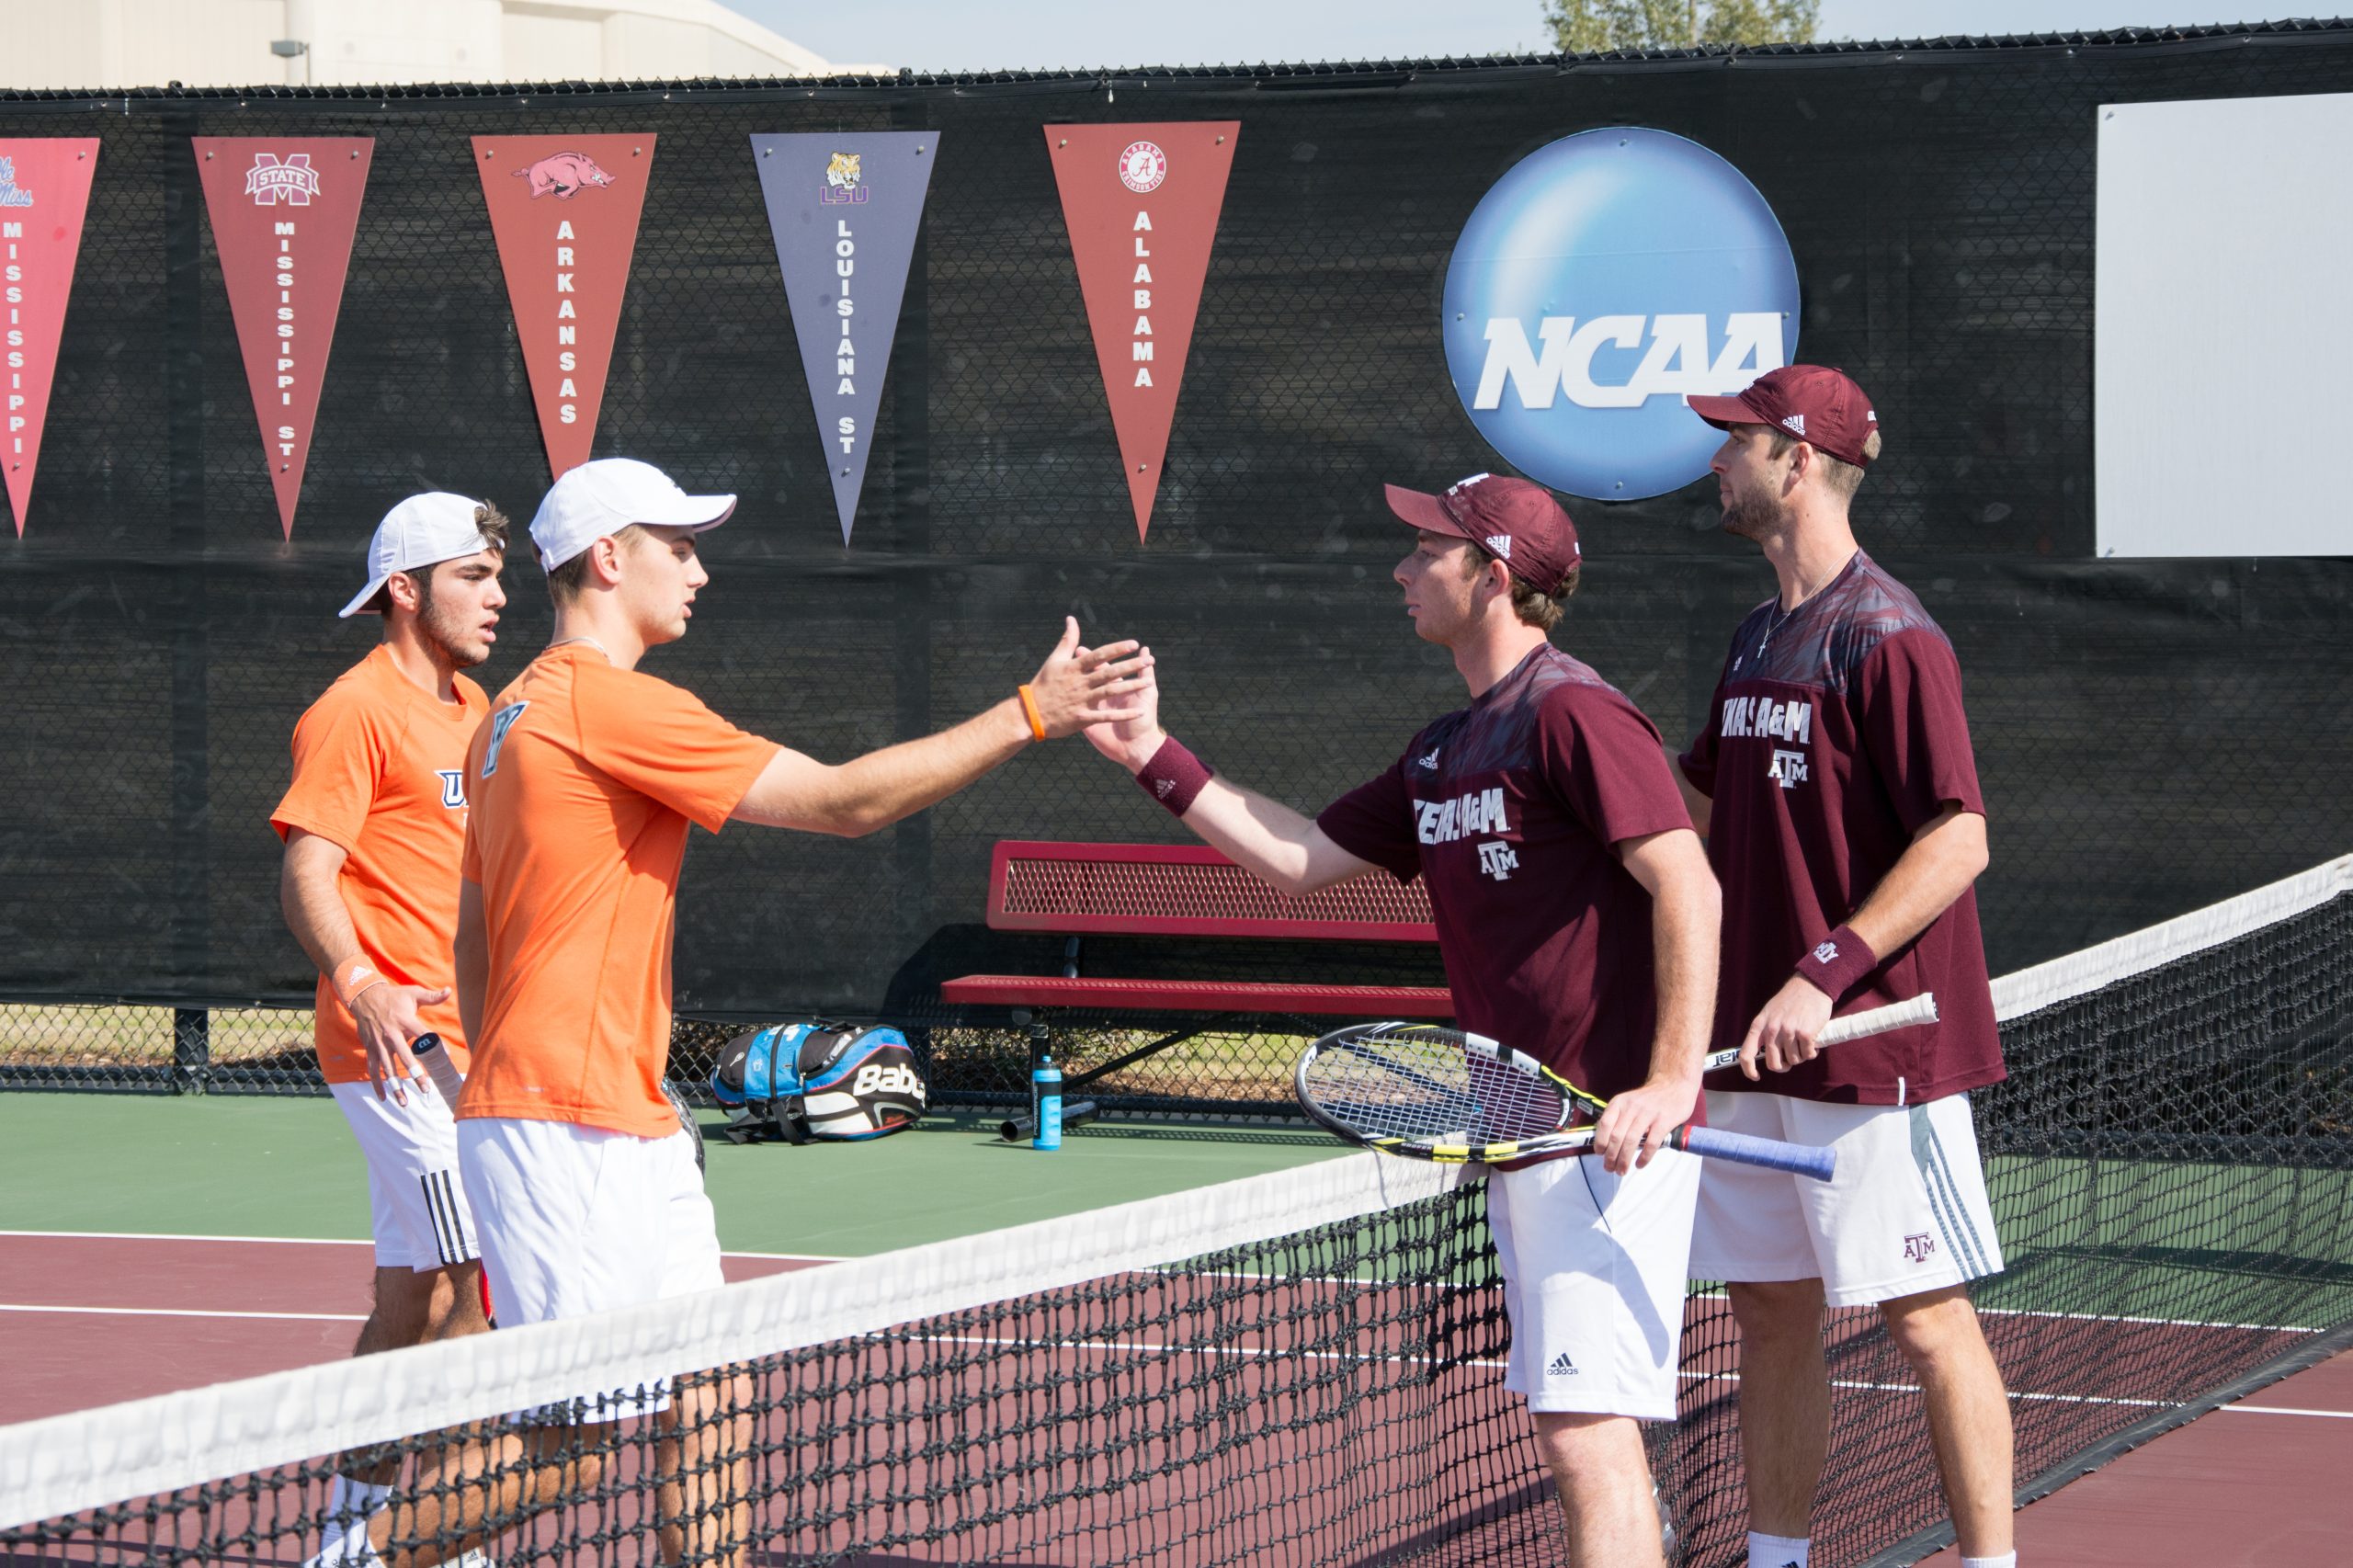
[1020, 618, 1167, 772]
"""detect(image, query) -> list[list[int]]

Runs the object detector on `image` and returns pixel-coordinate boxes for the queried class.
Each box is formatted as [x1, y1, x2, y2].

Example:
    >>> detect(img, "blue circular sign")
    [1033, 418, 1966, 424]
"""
[1442, 128, 1800, 502]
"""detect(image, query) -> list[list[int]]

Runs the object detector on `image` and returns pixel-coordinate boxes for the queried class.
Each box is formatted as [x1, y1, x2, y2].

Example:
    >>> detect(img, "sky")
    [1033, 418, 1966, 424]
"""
[721, 1, 2306, 74]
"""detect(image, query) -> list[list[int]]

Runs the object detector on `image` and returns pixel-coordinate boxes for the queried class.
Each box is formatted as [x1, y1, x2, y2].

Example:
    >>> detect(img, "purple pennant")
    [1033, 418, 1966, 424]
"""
[751, 132, 938, 544]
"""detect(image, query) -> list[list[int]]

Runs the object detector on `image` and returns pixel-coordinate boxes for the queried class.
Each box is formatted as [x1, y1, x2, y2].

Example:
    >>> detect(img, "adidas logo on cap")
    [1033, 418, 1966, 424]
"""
[1484, 534, 1513, 560]
[1546, 1351, 1578, 1377]
[1782, 413, 1806, 436]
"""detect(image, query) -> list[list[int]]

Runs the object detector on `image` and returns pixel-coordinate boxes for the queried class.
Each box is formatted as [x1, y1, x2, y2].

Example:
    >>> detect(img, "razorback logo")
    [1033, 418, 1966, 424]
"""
[513, 151, 617, 199]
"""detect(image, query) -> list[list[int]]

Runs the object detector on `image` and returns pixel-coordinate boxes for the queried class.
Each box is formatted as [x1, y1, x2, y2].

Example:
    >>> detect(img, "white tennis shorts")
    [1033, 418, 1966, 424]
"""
[455, 1114, 723, 1327]
[1486, 1147, 1700, 1422]
[1687, 1090, 2004, 1307]
[329, 1079, 478, 1272]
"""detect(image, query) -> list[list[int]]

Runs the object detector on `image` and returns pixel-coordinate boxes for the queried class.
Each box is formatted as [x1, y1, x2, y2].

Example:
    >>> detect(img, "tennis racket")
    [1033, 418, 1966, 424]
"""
[1701, 991, 1939, 1075]
[1296, 1022, 1845, 1177]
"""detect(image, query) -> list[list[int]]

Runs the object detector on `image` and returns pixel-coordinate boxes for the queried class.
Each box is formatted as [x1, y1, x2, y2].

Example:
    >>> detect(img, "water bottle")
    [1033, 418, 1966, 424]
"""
[1031, 1051, 1063, 1151]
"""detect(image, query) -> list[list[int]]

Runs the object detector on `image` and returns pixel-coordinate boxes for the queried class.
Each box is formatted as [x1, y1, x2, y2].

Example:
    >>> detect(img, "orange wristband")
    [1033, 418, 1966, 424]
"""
[1017, 684, 1047, 743]
[332, 960, 381, 1009]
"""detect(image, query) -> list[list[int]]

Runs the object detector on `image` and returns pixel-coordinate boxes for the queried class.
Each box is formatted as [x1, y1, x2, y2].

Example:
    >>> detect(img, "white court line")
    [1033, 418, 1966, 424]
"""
[0, 1230, 844, 1263]
[2222, 1403, 2353, 1419]
[0, 1303, 366, 1323]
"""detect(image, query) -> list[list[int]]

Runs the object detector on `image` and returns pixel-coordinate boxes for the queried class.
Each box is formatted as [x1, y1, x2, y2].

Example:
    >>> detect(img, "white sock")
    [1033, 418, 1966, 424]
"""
[1749, 1531, 1809, 1568]
[1961, 1556, 2017, 1568]
[302, 1530, 385, 1568]
[313, 1477, 391, 1567]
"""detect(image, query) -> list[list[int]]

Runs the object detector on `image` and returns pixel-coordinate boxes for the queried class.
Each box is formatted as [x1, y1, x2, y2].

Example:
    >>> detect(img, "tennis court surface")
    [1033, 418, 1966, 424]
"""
[0, 855, 2347, 1565]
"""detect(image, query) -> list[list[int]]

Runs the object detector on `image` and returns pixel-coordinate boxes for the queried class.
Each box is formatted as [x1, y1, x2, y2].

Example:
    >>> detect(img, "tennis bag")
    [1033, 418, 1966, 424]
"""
[710, 1021, 926, 1145]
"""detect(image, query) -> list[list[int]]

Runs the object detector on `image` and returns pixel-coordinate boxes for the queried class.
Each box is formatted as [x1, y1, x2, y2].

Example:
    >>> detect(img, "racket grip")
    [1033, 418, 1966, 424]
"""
[1820, 992, 1938, 1045]
[1676, 1125, 1837, 1181]
[411, 1032, 467, 1106]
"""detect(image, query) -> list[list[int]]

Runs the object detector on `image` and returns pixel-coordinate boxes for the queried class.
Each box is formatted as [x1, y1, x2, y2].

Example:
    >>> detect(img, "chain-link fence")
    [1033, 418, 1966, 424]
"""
[5, 28, 2352, 1103]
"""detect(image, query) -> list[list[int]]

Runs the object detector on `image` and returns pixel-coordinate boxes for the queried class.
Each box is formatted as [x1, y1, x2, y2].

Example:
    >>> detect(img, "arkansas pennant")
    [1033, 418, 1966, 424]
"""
[0, 139, 100, 538]
[193, 138, 371, 539]
[473, 135, 654, 480]
[1045, 122, 1238, 542]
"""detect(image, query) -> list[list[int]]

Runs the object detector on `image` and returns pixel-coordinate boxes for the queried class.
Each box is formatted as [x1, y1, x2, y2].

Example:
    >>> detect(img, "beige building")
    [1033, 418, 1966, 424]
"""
[1, 0, 884, 91]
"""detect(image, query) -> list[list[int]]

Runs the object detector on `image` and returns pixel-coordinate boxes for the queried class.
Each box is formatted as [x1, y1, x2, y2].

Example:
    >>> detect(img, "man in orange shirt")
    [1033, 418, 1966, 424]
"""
[272, 493, 508, 1554]
[331, 459, 1147, 1568]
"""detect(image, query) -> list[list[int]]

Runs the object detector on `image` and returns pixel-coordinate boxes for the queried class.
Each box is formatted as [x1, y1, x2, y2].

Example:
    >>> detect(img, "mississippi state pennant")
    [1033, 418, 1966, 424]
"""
[0, 139, 100, 538]
[1045, 122, 1237, 542]
[751, 132, 937, 545]
[473, 135, 654, 479]
[194, 138, 371, 539]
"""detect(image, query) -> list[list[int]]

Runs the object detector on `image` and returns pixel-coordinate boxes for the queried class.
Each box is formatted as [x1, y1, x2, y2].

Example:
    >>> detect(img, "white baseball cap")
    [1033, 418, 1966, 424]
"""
[339, 493, 505, 619]
[529, 458, 737, 573]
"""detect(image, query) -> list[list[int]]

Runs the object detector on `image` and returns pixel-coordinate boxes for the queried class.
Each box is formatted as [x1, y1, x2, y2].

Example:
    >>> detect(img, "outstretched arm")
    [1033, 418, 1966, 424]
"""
[1083, 656, 1378, 897]
[732, 618, 1149, 835]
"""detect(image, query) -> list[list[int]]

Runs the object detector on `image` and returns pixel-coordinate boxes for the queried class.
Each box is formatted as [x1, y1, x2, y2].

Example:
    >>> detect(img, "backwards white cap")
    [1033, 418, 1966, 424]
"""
[340, 493, 503, 619]
[529, 458, 736, 573]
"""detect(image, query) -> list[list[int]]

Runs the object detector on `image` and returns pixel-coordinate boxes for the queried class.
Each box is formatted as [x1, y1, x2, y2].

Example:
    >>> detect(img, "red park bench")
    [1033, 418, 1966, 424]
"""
[938, 840, 1453, 1131]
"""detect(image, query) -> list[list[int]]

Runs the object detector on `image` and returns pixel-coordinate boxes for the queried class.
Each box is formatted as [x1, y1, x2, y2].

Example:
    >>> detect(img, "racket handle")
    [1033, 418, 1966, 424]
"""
[1820, 992, 1938, 1045]
[1675, 1125, 1837, 1181]
[1699, 992, 1940, 1074]
[411, 1031, 467, 1106]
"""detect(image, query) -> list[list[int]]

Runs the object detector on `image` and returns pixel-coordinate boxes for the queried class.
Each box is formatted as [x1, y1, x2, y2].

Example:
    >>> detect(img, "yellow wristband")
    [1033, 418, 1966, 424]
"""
[1017, 684, 1047, 743]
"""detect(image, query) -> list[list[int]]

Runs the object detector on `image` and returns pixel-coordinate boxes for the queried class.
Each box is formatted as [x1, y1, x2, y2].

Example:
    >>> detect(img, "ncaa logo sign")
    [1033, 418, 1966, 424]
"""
[1442, 128, 1800, 500]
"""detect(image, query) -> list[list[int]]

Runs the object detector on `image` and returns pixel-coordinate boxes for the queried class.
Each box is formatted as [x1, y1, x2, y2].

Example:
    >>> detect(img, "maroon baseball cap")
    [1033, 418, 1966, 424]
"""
[1687, 365, 1881, 468]
[1383, 474, 1581, 595]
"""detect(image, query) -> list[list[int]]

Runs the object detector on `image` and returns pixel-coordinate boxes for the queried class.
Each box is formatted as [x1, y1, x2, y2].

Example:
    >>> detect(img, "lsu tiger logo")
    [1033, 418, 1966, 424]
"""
[821, 151, 869, 205]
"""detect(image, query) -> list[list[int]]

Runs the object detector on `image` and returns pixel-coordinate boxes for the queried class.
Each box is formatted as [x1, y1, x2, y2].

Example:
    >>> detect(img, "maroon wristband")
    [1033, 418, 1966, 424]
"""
[1794, 924, 1878, 1002]
[1134, 735, 1214, 817]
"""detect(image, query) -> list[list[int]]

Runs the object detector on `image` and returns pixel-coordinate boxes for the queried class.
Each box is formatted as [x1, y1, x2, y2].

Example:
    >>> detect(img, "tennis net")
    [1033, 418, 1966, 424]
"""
[1, 853, 2347, 1567]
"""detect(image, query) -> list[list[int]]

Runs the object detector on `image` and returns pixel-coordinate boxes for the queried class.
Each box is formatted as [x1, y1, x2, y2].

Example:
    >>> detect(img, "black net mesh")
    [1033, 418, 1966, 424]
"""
[4, 869, 2348, 1566]
[4, 39, 2353, 1094]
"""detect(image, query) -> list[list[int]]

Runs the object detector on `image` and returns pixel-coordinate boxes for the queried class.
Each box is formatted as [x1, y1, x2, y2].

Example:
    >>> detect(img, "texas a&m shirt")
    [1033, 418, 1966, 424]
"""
[1679, 551, 2002, 1107]
[1316, 645, 1693, 1099]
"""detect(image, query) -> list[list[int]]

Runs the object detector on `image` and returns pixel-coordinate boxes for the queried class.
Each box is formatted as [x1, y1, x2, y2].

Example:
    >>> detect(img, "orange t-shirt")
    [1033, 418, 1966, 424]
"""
[460, 646, 778, 1138]
[271, 645, 488, 1084]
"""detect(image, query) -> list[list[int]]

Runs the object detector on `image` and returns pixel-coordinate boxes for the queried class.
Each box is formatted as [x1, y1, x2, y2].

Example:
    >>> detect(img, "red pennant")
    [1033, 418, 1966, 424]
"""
[1046, 122, 1237, 542]
[194, 138, 370, 540]
[1, 139, 100, 538]
[473, 135, 654, 480]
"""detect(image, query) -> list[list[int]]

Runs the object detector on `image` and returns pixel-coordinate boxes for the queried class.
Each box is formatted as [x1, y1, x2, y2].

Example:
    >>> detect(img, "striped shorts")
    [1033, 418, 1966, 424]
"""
[329, 1078, 480, 1272]
[1686, 1090, 2002, 1308]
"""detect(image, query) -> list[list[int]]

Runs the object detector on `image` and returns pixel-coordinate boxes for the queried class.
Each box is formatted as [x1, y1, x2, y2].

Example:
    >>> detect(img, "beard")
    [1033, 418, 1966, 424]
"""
[416, 592, 491, 669]
[1720, 481, 1787, 543]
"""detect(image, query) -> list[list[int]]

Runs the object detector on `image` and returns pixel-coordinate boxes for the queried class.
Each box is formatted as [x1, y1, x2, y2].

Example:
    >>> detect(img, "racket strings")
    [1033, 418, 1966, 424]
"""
[1303, 1031, 1565, 1143]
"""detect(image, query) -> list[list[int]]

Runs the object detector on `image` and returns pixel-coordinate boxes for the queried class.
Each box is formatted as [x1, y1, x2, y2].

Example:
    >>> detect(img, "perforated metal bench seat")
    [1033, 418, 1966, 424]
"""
[941, 840, 1453, 1021]
[936, 974, 1454, 1017]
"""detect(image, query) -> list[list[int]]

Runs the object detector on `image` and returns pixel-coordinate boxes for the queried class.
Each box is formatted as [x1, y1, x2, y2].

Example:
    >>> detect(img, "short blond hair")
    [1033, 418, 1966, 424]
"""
[544, 523, 648, 605]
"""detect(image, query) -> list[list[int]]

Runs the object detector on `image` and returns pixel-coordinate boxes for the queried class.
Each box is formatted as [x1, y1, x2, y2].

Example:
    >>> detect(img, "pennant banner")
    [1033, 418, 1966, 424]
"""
[1, 139, 99, 537]
[194, 138, 370, 539]
[751, 132, 937, 545]
[473, 134, 654, 480]
[1046, 121, 1238, 541]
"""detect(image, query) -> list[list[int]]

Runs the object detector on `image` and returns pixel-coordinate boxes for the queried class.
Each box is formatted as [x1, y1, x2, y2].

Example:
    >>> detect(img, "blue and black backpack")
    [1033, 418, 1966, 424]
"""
[710, 1021, 927, 1145]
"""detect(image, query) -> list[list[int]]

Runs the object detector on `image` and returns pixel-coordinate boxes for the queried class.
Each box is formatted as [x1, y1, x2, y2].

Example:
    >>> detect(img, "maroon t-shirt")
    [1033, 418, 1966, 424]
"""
[1679, 551, 2003, 1107]
[1316, 644, 1693, 1100]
